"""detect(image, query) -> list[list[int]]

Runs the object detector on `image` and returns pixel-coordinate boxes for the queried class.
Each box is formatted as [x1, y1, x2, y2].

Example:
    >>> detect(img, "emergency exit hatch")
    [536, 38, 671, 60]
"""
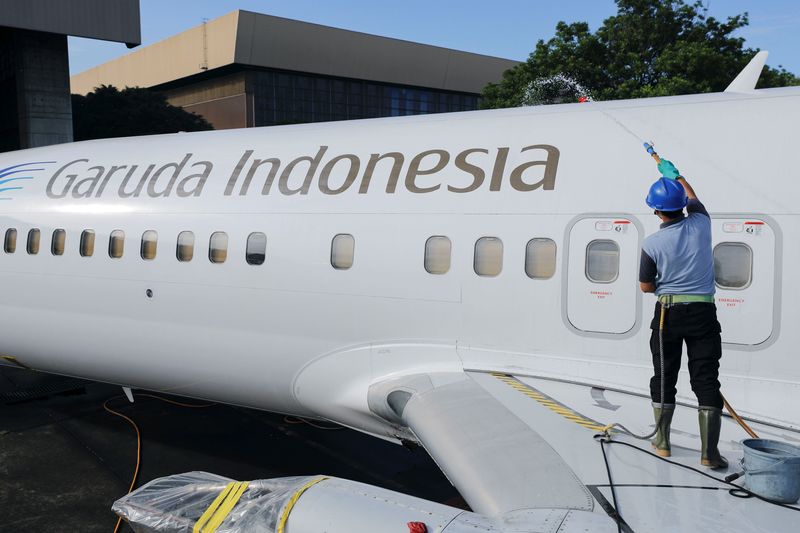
[712, 217, 777, 346]
[566, 216, 640, 335]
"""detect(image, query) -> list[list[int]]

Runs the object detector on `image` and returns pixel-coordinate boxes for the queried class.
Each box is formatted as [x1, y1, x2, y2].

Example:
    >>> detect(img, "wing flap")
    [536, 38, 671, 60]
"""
[371, 372, 593, 516]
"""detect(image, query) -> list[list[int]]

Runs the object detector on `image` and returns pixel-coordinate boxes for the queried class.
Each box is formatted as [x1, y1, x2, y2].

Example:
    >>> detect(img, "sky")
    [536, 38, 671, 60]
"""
[68, 0, 800, 75]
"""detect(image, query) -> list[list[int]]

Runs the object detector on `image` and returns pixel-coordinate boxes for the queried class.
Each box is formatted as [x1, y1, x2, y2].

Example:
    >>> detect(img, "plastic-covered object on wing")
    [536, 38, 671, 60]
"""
[112, 471, 326, 533]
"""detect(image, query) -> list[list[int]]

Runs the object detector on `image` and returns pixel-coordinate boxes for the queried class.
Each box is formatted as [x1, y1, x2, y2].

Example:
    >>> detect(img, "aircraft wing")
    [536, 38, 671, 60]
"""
[369, 370, 800, 532]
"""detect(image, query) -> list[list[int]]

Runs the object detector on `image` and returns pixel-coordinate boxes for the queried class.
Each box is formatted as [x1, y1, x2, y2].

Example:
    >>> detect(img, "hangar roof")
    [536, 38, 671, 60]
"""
[70, 10, 518, 95]
[0, 0, 140, 46]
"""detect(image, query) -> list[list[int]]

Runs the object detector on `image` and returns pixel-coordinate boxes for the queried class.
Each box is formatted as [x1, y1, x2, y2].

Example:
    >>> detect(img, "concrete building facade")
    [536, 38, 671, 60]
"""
[0, 0, 140, 152]
[71, 11, 518, 130]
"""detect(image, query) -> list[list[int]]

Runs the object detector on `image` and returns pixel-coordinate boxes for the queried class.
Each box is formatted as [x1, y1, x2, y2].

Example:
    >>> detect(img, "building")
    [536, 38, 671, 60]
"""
[71, 10, 518, 130]
[0, 0, 141, 152]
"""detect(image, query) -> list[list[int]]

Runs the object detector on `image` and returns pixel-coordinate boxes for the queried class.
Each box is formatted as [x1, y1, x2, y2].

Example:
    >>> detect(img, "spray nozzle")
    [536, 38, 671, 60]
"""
[724, 471, 744, 483]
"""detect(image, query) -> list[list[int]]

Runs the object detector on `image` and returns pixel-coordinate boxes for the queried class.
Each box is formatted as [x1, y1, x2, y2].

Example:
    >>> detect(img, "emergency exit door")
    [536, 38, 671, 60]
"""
[566, 216, 640, 334]
[711, 217, 777, 346]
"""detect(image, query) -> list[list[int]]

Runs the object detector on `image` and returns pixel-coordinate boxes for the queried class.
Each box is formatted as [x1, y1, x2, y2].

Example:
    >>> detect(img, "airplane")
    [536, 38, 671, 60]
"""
[1, 52, 798, 532]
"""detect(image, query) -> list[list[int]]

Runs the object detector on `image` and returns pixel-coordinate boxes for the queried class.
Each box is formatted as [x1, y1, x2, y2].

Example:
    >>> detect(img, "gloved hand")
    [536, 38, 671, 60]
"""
[657, 159, 681, 180]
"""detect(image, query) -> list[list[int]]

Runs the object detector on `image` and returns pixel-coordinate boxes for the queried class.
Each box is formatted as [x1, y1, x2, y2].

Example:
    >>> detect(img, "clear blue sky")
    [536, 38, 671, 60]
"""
[68, 0, 800, 76]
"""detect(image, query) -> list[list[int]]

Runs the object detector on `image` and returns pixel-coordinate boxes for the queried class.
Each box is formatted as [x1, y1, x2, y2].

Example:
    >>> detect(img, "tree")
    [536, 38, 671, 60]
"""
[481, 0, 798, 108]
[72, 85, 213, 141]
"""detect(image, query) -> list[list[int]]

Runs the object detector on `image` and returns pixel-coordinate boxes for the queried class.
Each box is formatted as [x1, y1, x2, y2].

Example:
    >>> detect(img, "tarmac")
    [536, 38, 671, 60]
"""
[0, 365, 460, 532]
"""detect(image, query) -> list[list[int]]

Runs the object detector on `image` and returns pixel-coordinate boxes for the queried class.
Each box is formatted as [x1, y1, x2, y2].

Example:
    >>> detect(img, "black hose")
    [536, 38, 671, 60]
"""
[598, 435, 624, 533]
[603, 301, 667, 440]
[594, 436, 800, 513]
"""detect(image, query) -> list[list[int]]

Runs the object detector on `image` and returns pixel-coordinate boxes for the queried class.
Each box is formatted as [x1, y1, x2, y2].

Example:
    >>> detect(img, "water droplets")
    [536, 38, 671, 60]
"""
[521, 74, 593, 106]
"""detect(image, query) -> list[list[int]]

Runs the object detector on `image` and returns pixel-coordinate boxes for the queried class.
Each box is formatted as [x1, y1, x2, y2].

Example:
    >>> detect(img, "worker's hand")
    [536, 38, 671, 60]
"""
[657, 159, 681, 180]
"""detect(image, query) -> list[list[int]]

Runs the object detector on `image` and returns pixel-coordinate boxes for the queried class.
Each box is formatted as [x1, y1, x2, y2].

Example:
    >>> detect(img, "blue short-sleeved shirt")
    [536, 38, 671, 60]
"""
[639, 199, 715, 296]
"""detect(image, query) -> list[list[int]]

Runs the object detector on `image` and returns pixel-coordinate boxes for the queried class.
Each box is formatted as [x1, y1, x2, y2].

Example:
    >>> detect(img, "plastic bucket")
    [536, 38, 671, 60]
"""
[741, 438, 800, 503]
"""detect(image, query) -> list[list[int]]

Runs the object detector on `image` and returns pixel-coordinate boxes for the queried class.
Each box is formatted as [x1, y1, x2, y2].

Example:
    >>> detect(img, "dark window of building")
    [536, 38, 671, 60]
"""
[390, 87, 401, 116]
[419, 91, 431, 113]
[247, 69, 480, 127]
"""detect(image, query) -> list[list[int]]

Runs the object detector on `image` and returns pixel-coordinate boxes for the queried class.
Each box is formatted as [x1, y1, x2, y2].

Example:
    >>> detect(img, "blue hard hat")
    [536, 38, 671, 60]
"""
[646, 178, 688, 211]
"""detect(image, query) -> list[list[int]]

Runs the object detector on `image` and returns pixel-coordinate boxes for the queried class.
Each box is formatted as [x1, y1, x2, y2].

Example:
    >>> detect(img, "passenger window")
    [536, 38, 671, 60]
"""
[80, 230, 95, 257]
[209, 232, 228, 264]
[424, 236, 451, 274]
[27, 229, 40, 255]
[525, 238, 557, 279]
[109, 230, 125, 259]
[714, 242, 752, 289]
[4, 228, 17, 253]
[176, 231, 194, 262]
[586, 240, 619, 283]
[51, 229, 66, 256]
[474, 237, 503, 277]
[246, 232, 266, 265]
[331, 234, 355, 270]
[141, 230, 158, 260]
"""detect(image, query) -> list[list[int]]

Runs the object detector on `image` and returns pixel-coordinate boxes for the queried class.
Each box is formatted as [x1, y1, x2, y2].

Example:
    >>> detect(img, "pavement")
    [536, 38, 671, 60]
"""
[0, 365, 460, 532]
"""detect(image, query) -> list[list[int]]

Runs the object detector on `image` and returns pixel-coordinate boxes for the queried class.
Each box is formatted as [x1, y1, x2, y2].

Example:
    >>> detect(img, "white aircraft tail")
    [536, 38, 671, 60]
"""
[725, 51, 769, 93]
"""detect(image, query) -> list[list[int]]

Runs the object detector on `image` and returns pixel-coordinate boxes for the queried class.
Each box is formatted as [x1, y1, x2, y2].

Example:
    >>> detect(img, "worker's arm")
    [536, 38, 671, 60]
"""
[639, 250, 657, 293]
[676, 176, 698, 200]
[677, 176, 709, 216]
[659, 159, 708, 216]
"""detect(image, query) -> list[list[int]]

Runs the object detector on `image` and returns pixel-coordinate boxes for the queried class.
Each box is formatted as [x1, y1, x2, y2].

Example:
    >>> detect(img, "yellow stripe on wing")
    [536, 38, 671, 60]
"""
[492, 373, 606, 431]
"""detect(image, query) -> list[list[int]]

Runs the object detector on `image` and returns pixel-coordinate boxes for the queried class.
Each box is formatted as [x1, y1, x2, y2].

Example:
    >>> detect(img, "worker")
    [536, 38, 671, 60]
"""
[639, 159, 728, 469]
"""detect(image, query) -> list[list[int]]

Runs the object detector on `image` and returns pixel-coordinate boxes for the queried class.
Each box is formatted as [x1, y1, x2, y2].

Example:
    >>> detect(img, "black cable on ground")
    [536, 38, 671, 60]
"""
[594, 434, 800, 514]
[597, 435, 624, 533]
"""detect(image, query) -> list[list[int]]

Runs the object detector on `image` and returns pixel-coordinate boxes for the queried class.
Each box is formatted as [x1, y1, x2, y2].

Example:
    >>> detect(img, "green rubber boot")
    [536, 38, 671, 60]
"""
[699, 406, 729, 469]
[651, 403, 675, 457]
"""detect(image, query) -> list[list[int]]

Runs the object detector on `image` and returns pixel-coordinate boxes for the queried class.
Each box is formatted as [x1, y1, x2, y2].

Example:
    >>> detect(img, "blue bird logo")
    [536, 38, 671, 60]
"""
[0, 161, 56, 201]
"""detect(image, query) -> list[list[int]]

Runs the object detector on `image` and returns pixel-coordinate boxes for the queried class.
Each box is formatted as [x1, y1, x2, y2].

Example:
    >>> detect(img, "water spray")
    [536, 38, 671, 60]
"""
[522, 74, 593, 106]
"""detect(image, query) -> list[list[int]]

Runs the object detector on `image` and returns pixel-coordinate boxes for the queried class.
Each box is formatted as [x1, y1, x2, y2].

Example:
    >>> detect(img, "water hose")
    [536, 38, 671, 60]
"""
[601, 301, 667, 439]
[721, 394, 759, 439]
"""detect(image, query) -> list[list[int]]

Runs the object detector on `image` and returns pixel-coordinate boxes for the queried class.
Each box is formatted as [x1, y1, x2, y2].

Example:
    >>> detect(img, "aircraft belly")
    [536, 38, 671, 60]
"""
[0, 271, 322, 414]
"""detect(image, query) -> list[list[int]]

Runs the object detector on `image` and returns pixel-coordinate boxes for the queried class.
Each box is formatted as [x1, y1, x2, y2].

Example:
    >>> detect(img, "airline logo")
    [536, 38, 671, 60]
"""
[43, 145, 560, 200]
[0, 161, 55, 201]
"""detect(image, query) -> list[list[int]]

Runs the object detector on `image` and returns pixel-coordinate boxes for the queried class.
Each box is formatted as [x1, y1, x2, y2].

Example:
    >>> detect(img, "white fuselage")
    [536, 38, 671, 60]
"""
[1, 87, 798, 439]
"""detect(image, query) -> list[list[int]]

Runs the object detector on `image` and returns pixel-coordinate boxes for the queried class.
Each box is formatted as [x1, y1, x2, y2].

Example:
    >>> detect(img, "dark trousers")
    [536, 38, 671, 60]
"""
[649, 302, 723, 408]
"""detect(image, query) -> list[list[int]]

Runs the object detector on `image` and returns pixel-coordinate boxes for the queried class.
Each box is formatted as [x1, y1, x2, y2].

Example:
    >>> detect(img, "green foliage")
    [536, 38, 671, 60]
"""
[72, 85, 213, 141]
[481, 0, 799, 108]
